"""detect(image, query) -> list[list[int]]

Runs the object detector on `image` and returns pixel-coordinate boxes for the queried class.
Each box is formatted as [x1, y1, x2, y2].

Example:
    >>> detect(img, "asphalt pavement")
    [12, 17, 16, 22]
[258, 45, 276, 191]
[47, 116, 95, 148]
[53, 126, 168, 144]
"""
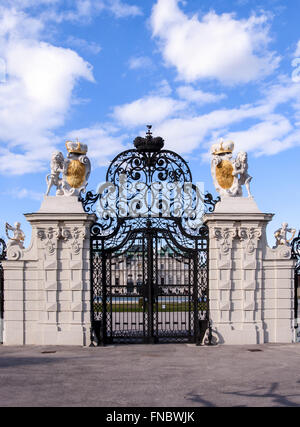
[0, 343, 300, 407]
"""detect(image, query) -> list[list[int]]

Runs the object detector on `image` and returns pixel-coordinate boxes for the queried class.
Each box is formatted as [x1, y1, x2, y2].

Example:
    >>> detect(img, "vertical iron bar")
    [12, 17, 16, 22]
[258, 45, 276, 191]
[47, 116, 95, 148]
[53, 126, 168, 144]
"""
[142, 234, 146, 341]
[101, 242, 107, 346]
[295, 268, 299, 332]
[109, 256, 113, 342]
[147, 229, 155, 343]
[89, 237, 95, 347]
[194, 240, 200, 346]
[188, 257, 192, 341]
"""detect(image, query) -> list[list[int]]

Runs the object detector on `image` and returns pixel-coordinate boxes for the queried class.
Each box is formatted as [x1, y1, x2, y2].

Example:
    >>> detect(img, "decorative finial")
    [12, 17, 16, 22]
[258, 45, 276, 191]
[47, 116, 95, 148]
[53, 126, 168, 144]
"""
[133, 125, 164, 153]
[146, 125, 152, 137]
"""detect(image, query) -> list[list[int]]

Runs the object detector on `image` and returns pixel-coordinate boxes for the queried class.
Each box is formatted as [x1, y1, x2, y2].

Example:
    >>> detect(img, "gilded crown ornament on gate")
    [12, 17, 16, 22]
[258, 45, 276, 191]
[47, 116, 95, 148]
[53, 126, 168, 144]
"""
[211, 138, 252, 198]
[46, 140, 91, 197]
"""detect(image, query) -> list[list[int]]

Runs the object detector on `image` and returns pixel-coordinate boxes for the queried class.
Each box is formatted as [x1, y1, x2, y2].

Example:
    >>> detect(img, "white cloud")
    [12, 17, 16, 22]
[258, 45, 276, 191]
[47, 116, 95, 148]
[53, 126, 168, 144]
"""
[128, 55, 153, 70]
[3, 187, 44, 201]
[148, 102, 269, 154]
[3, 0, 59, 8]
[0, 0, 143, 176]
[0, 6, 44, 39]
[66, 36, 102, 55]
[151, 0, 280, 85]
[139, 80, 300, 156]
[113, 96, 187, 127]
[260, 78, 300, 111]
[176, 85, 226, 105]
[150, 79, 172, 97]
[223, 114, 294, 155]
[66, 125, 128, 167]
[106, 0, 142, 18]
[0, 7, 94, 175]
[35, 0, 142, 23]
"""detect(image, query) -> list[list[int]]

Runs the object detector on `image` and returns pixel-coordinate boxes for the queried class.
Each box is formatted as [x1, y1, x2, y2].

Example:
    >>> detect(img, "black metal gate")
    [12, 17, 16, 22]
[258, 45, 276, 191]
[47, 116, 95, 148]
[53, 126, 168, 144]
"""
[81, 127, 219, 345]
[292, 232, 300, 341]
[0, 239, 7, 344]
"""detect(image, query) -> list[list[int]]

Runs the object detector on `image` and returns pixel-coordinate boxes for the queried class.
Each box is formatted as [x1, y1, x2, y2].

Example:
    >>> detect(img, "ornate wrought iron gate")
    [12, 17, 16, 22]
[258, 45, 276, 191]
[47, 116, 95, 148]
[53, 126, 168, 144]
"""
[0, 239, 7, 344]
[81, 127, 218, 345]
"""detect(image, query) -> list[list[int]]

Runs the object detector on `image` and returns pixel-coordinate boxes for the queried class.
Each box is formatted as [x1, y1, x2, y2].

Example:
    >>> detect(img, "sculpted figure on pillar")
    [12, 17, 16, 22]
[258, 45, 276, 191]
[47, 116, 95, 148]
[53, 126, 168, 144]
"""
[5, 222, 25, 249]
[45, 141, 91, 197]
[274, 223, 296, 247]
[46, 151, 65, 196]
[211, 139, 252, 198]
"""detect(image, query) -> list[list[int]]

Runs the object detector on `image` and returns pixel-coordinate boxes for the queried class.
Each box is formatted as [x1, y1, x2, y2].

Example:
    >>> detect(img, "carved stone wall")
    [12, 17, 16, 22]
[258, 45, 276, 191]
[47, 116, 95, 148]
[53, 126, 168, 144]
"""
[2, 197, 95, 346]
[204, 199, 296, 344]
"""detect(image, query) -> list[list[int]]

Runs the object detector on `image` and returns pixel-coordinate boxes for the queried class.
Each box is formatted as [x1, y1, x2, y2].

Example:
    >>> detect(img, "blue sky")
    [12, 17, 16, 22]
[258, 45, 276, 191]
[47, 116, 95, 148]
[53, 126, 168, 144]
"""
[0, 0, 300, 246]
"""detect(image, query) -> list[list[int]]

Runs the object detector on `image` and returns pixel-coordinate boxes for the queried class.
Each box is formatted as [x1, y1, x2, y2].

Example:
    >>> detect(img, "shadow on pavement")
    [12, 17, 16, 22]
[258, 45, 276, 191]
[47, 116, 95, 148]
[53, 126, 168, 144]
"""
[184, 393, 217, 407]
[0, 356, 62, 369]
[222, 381, 300, 407]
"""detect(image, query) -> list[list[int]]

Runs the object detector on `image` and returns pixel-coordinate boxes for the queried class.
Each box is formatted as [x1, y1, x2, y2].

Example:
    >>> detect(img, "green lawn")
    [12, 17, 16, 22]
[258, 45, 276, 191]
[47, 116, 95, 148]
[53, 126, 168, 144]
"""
[94, 302, 207, 313]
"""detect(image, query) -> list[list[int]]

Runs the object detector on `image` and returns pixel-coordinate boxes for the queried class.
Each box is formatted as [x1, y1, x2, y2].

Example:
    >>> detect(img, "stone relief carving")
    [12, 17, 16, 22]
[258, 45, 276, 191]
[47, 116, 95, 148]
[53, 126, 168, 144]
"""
[37, 227, 61, 256]
[278, 245, 292, 259]
[238, 227, 262, 254]
[46, 141, 91, 197]
[213, 227, 237, 254]
[6, 245, 23, 260]
[61, 226, 87, 255]
[71, 227, 87, 255]
[37, 226, 87, 256]
[211, 139, 252, 198]
[213, 226, 263, 256]
[61, 228, 72, 242]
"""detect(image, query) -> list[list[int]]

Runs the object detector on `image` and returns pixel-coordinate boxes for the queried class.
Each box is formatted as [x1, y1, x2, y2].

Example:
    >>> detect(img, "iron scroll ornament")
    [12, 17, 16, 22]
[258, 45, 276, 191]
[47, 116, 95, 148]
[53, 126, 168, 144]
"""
[81, 127, 219, 346]
[80, 126, 220, 233]
[0, 239, 7, 261]
[292, 231, 300, 268]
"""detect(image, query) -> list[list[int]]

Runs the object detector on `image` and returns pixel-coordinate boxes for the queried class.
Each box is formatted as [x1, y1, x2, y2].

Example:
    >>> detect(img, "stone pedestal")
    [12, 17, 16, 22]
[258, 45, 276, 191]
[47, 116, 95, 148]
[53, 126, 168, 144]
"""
[204, 197, 296, 344]
[2, 196, 96, 346]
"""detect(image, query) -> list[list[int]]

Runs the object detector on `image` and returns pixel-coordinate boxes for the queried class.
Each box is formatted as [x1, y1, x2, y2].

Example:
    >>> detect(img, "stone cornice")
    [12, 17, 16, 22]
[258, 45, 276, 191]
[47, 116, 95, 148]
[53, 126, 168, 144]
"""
[24, 212, 96, 223]
[203, 212, 274, 223]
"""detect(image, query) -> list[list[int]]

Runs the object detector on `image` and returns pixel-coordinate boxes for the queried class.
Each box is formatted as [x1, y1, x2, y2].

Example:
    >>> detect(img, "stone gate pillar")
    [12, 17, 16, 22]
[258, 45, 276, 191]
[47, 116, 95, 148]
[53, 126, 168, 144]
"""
[2, 196, 96, 346]
[204, 197, 296, 344]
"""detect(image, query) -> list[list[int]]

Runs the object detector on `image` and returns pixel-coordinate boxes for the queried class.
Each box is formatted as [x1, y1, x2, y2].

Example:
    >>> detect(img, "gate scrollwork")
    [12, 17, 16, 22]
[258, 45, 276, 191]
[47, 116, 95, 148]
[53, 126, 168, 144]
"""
[81, 127, 219, 346]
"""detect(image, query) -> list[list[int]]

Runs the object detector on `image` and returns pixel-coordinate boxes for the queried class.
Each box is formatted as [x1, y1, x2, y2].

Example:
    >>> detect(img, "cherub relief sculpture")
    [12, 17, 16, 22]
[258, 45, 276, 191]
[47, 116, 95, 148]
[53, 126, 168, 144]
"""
[45, 141, 91, 197]
[211, 139, 252, 198]
[5, 222, 25, 249]
[274, 223, 296, 248]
